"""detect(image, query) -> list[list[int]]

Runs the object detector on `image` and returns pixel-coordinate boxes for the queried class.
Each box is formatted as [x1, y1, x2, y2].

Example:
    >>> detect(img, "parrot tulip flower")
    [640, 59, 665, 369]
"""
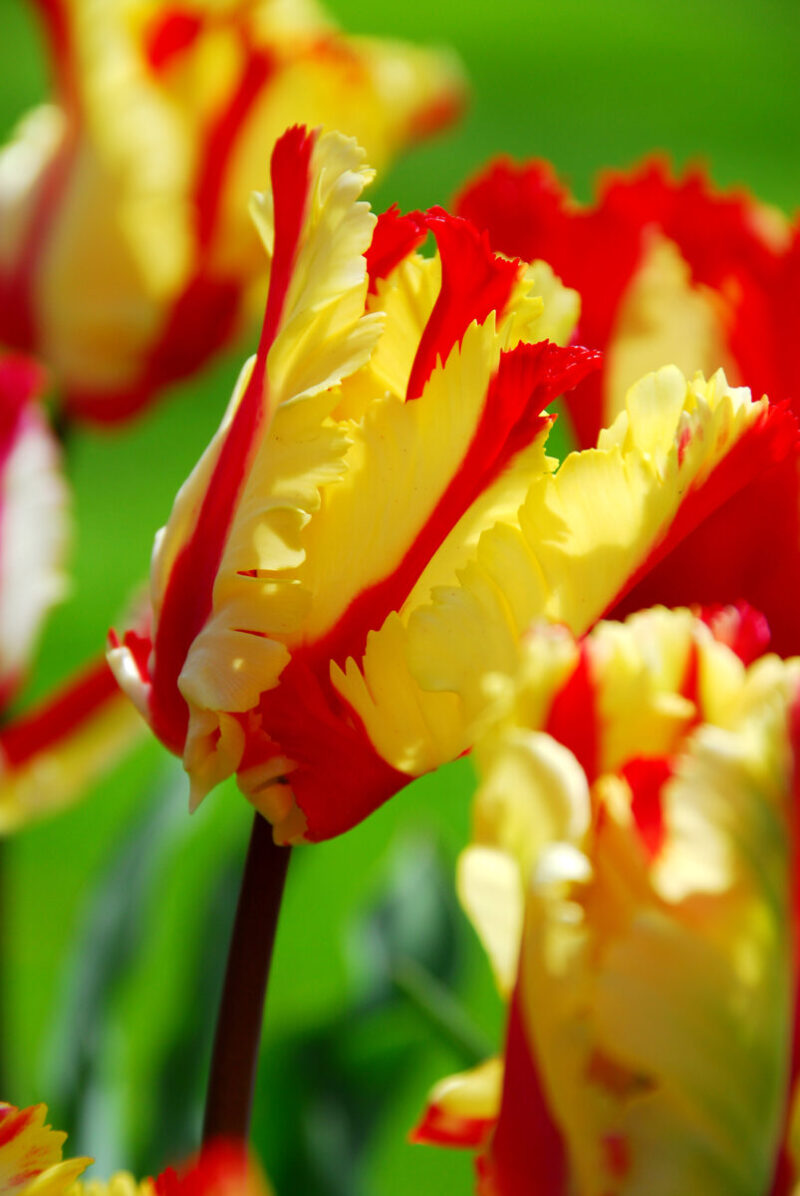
[109, 123, 595, 843]
[0, 0, 466, 423]
[0, 353, 69, 709]
[416, 604, 800, 1195]
[0, 1101, 90, 1194]
[455, 157, 799, 448]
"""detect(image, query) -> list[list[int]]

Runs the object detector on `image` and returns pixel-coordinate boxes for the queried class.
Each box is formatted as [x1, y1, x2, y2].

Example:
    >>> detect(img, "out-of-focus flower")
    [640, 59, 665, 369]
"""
[0, 1106, 270, 1196]
[0, 1101, 90, 1194]
[455, 157, 800, 447]
[109, 123, 596, 843]
[0, 0, 466, 423]
[416, 605, 800, 1194]
[153, 1141, 272, 1196]
[0, 655, 145, 832]
[0, 353, 68, 709]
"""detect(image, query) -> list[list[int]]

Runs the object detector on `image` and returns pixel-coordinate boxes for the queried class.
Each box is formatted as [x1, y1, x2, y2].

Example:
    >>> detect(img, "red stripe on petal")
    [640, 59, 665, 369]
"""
[195, 47, 275, 251]
[622, 756, 671, 860]
[411, 1105, 495, 1149]
[365, 205, 427, 294]
[248, 657, 407, 842]
[0, 657, 121, 768]
[258, 125, 316, 353]
[65, 273, 241, 423]
[479, 991, 567, 1196]
[0, 355, 43, 463]
[143, 10, 204, 71]
[407, 89, 467, 142]
[406, 210, 522, 401]
[310, 342, 599, 674]
[608, 402, 800, 656]
[0, 1105, 35, 1148]
[698, 600, 771, 665]
[544, 642, 599, 783]
[150, 127, 316, 750]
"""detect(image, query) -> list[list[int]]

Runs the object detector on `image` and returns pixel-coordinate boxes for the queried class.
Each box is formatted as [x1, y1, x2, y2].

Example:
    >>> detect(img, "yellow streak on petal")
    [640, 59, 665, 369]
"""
[604, 234, 736, 432]
[406, 366, 768, 722]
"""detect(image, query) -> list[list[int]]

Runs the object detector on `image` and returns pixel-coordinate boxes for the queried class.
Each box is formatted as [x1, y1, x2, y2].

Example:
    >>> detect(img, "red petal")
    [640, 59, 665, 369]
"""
[143, 9, 204, 71]
[365, 205, 427, 293]
[544, 642, 598, 783]
[406, 210, 522, 401]
[698, 600, 771, 665]
[248, 658, 407, 842]
[622, 756, 672, 860]
[478, 990, 567, 1195]
[609, 402, 800, 657]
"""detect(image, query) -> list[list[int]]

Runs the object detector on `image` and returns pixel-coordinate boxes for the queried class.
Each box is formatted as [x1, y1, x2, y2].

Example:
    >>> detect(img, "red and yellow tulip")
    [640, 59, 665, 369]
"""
[416, 604, 800, 1195]
[455, 157, 799, 448]
[109, 123, 594, 842]
[0, 0, 466, 422]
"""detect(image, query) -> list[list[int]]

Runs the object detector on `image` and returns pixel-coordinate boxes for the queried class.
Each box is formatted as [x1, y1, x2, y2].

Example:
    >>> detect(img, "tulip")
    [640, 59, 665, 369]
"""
[416, 604, 800, 1194]
[0, 0, 466, 423]
[455, 157, 799, 448]
[109, 123, 594, 844]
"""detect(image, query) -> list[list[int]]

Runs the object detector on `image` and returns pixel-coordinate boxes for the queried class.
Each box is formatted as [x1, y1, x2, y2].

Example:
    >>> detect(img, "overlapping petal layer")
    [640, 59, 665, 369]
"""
[110, 125, 593, 842]
[455, 157, 800, 447]
[0, 0, 466, 421]
[0, 1102, 90, 1195]
[402, 364, 800, 729]
[417, 606, 800, 1195]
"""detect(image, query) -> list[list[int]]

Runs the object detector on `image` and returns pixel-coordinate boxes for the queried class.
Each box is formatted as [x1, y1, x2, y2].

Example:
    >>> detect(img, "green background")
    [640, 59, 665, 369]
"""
[1, 0, 799, 1190]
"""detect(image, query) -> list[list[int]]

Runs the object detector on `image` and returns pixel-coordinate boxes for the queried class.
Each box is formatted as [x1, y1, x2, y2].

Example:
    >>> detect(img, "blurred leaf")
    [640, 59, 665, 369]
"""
[43, 769, 190, 1166]
[348, 834, 461, 1000]
[139, 857, 243, 1173]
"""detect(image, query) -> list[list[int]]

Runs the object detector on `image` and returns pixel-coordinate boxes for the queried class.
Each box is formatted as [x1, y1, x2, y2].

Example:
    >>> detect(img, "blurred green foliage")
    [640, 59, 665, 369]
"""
[1, 0, 799, 1190]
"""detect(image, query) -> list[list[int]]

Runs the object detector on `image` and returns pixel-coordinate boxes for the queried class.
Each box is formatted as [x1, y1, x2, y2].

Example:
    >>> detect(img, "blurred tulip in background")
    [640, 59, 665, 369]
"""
[0, 0, 465, 423]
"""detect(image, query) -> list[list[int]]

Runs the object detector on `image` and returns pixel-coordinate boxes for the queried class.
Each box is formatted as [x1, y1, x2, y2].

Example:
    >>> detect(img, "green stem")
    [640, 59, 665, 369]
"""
[202, 813, 291, 1143]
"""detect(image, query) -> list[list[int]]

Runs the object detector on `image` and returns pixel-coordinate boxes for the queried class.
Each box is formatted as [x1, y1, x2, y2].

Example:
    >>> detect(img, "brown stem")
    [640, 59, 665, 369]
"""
[202, 812, 291, 1144]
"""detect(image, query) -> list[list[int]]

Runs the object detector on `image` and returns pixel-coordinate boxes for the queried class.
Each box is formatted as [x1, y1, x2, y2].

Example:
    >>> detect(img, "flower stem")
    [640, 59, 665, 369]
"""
[202, 812, 291, 1144]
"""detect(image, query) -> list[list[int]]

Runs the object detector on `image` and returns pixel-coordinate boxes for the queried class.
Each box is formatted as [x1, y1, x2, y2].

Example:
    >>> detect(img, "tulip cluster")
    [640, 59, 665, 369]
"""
[1, 1, 800, 1193]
